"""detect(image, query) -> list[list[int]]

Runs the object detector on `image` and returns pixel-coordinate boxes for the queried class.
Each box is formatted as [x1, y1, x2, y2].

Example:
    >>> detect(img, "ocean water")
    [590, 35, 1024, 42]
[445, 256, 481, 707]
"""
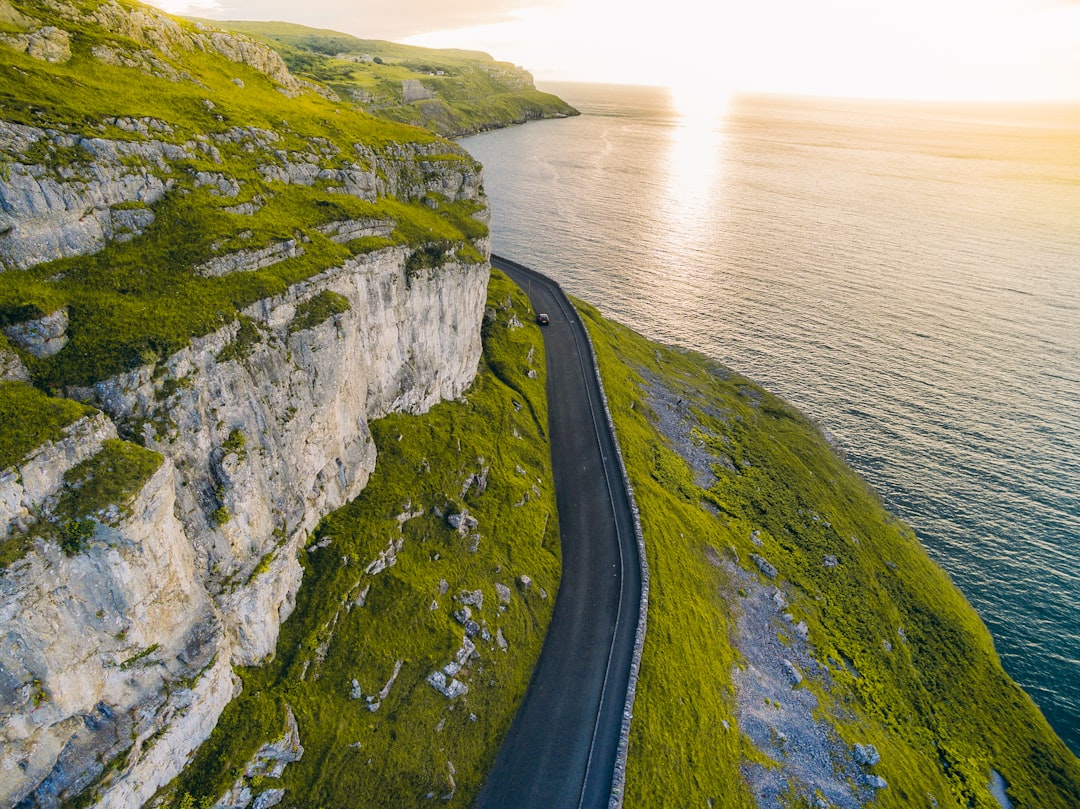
[460, 83, 1080, 754]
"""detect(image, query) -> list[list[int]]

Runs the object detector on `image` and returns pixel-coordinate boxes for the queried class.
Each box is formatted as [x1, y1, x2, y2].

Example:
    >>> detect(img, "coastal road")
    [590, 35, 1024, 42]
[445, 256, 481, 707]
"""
[475, 256, 643, 809]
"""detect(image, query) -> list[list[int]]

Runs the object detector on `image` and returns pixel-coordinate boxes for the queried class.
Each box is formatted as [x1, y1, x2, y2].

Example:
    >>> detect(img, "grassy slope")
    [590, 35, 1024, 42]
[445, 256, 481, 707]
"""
[168, 270, 560, 808]
[576, 300, 1080, 808]
[0, 0, 486, 390]
[203, 20, 579, 137]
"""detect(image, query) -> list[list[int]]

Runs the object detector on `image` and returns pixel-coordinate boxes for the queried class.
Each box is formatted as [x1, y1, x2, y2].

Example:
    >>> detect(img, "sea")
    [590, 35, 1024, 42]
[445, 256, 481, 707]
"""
[459, 82, 1080, 755]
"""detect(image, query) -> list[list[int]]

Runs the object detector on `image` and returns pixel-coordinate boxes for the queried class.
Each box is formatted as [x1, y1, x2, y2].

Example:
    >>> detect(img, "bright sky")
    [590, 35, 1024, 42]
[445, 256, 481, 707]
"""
[150, 0, 1080, 101]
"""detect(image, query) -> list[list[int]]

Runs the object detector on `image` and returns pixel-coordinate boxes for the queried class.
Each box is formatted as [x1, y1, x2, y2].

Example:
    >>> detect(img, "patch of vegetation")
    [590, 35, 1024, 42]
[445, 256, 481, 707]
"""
[0, 381, 96, 469]
[54, 439, 164, 528]
[168, 270, 558, 808]
[577, 300, 1080, 808]
[58, 517, 96, 556]
[120, 643, 161, 670]
[404, 242, 451, 276]
[288, 290, 351, 334]
[222, 428, 246, 457]
[216, 317, 264, 364]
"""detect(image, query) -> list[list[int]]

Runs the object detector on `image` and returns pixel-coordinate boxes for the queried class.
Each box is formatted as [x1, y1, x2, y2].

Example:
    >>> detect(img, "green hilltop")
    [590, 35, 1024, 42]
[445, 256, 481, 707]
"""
[196, 19, 579, 137]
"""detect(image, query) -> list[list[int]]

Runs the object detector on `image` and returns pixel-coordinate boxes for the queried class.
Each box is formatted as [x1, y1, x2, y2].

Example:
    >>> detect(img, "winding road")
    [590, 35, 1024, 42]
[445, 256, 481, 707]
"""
[474, 256, 643, 809]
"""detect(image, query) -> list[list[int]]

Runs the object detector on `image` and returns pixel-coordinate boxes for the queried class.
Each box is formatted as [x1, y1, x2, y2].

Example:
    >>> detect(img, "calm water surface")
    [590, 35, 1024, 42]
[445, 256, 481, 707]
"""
[460, 83, 1080, 754]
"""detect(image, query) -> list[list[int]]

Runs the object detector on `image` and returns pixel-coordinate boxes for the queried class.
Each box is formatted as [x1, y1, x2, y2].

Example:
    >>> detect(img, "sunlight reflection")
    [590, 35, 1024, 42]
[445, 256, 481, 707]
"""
[663, 84, 728, 245]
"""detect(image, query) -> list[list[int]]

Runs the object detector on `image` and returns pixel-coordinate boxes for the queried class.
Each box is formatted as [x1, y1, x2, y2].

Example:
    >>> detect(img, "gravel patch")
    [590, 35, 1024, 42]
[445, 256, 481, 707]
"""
[725, 560, 873, 809]
[640, 369, 725, 487]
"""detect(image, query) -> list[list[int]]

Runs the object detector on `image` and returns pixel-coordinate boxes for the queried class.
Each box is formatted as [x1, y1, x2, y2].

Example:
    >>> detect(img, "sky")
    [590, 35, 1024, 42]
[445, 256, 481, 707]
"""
[149, 0, 1080, 101]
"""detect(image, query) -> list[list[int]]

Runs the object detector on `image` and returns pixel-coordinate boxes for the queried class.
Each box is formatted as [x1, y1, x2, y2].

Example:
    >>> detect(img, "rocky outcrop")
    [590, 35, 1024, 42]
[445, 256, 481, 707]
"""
[0, 412, 115, 536]
[0, 459, 231, 809]
[0, 121, 182, 270]
[0, 26, 71, 64]
[2, 308, 69, 358]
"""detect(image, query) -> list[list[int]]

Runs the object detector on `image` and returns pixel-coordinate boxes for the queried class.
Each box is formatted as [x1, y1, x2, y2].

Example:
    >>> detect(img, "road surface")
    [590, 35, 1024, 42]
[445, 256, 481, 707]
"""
[474, 256, 642, 809]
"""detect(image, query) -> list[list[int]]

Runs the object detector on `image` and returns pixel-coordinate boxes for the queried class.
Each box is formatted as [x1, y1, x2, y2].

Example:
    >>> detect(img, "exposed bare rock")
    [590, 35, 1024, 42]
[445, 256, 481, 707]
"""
[752, 553, 778, 580]
[2, 308, 68, 358]
[0, 25, 70, 63]
[196, 239, 306, 277]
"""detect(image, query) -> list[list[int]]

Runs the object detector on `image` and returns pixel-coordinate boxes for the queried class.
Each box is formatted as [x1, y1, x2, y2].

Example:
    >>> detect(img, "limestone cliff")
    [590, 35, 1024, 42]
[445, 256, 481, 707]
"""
[0, 1, 490, 806]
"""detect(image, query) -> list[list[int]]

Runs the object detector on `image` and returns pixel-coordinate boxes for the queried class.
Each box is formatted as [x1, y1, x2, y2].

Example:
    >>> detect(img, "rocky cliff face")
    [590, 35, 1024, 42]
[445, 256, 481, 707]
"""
[0, 247, 486, 809]
[0, 1, 491, 806]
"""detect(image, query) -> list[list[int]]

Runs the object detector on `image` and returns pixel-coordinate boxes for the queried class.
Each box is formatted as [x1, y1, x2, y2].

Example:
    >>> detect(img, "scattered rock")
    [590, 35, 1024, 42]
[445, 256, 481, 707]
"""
[862, 775, 887, 790]
[782, 659, 803, 686]
[495, 583, 512, 606]
[517, 574, 533, 590]
[853, 743, 880, 766]
[456, 589, 483, 610]
[438, 579, 449, 595]
[772, 589, 788, 610]
[752, 554, 778, 580]
[429, 600, 438, 611]
[750, 530, 763, 546]
[353, 584, 370, 608]
[823, 555, 839, 568]
[1, 25, 71, 64]
[882, 640, 893, 653]
[496, 628, 508, 650]
[447, 509, 478, 536]
[463, 620, 480, 637]
[364, 537, 403, 576]
[252, 789, 284, 809]
[453, 605, 472, 625]
[426, 670, 468, 699]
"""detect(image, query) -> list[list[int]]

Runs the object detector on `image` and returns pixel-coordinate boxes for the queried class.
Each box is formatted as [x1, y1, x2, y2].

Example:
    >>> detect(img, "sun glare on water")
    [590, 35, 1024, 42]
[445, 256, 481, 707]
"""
[669, 77, 731, 128]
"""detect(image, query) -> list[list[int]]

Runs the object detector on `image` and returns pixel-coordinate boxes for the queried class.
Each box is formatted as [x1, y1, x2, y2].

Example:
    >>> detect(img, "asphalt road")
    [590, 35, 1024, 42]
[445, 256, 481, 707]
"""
[474, 256, 642, 809]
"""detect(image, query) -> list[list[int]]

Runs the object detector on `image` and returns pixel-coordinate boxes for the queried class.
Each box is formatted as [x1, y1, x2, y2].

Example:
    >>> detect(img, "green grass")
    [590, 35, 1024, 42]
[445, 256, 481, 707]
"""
[0, 381, 96, 469]
[577, 300, 1080, 808]
[52, 438, 163, 526]
[288, 290, 351, 333]
[167, 270, 559, 808]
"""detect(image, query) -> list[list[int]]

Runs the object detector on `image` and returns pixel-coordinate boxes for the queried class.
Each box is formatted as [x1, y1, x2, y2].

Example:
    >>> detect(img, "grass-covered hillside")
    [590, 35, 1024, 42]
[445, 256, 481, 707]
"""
[577, 301, 1080, 808]
[0, 0, 488, 392]
[200, 20, 579, 137]
[166, 271, 559, 808]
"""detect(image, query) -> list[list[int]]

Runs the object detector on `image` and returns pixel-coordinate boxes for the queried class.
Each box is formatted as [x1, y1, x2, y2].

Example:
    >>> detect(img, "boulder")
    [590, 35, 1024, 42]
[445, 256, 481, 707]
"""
[854, 743, 880, 766]
[752, 554, 778, 579]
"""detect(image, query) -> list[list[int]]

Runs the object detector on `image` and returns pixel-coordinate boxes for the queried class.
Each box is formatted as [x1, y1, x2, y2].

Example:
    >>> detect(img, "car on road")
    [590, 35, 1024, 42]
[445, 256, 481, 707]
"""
[536, 313, 550, 325]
